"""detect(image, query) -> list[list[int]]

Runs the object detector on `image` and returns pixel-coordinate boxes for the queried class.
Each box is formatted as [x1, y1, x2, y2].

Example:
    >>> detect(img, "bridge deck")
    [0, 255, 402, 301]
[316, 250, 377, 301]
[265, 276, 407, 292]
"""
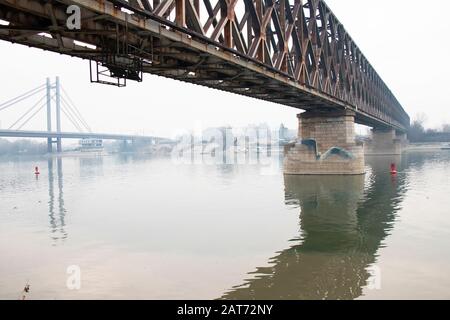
[0, 0, 409, 131]
[0, 129, 170, 142]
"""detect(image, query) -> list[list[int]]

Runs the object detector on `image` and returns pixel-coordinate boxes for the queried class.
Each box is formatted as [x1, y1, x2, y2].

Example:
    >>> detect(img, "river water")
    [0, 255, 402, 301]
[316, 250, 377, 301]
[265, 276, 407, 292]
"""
[0, 150, 449, 299]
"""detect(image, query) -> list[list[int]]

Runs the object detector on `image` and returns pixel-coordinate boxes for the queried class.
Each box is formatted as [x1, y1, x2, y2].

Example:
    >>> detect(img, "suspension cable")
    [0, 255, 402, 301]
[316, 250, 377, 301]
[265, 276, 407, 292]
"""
[51, 95, 84, 133]
[61, 105, 83, 132]
[60, 98, 83, 131]
[8, 95, 47, 130]
[0, 84, 46, 112]
[60, 95, 90, 132]
[60, 85, 92, 132]
[60, 105, 84, 132]
[16, 101, 47, 130]
[63, 95, 91, 132]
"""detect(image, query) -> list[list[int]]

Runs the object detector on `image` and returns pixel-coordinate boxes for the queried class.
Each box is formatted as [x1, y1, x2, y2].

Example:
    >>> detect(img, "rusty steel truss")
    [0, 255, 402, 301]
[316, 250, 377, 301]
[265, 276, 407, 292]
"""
[0, 0, 410, 130]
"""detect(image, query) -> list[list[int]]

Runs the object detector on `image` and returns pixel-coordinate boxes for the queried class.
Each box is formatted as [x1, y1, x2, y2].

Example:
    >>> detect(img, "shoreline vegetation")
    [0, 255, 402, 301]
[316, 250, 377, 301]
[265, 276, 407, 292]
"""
[1, 134, 449, 158]
[408, 117, 450, 143]
[0, 138, 132, 156]
[405, 142, 450, 152]
[0, 138, 47, 156]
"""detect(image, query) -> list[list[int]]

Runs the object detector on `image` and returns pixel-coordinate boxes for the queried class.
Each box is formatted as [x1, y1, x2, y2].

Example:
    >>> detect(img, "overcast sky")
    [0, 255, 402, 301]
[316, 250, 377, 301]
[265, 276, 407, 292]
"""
[0, 0, 449, 138]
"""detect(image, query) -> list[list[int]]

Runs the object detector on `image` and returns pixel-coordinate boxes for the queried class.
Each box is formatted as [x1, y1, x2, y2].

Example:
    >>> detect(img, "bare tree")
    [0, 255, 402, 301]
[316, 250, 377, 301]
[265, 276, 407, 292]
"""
[443, 124, 450, 133]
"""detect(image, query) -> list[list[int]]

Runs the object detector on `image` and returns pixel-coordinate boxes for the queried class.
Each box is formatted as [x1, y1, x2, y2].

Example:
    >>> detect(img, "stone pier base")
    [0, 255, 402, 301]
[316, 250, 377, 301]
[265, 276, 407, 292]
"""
[364, 128, 406, 155]
[284, 110, 365, 175]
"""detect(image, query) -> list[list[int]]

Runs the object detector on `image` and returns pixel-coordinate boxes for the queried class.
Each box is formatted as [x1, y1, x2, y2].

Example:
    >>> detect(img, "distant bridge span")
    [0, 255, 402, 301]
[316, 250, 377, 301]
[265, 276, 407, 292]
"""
[0, 129, 171, 143]
[0, 0, 409, 131]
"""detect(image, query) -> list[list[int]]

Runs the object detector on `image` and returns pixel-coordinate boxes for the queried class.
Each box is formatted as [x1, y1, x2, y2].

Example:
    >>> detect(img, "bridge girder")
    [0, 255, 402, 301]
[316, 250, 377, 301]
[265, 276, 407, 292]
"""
[0, 129, 171, 143]
[0, 0, 410, 130]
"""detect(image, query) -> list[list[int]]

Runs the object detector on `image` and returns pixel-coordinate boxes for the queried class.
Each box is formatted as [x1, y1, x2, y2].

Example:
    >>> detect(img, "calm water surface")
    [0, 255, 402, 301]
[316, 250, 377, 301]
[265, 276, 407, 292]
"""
[0, 151, 449, 299]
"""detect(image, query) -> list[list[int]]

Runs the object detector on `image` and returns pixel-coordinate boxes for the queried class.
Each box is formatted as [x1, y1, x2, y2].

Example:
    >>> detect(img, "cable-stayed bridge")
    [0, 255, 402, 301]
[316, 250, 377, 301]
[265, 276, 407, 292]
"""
[0, 77, 172, 152]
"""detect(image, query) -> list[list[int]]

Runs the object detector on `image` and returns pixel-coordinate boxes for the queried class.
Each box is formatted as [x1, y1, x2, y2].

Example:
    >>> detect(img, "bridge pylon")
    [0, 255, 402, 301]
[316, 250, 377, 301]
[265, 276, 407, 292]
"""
[46, 76, 63, 153]
[46, 78, 52, 153]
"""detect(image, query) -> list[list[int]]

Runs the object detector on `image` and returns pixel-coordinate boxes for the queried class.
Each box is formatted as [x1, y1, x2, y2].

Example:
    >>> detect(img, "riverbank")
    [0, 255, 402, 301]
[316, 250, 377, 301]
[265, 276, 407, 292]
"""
[405, 142, 450, 152]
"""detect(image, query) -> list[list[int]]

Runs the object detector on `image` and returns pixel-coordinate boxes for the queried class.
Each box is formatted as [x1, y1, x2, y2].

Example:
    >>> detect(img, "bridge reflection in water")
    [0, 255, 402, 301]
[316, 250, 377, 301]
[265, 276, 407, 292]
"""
[47, 158, 67, 244]
[222, 156, 406, 300]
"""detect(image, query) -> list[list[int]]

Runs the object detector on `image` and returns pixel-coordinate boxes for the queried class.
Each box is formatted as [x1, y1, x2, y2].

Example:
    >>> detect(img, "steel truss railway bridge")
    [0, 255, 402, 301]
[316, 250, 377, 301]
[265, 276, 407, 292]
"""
[0, 0, 410, 174]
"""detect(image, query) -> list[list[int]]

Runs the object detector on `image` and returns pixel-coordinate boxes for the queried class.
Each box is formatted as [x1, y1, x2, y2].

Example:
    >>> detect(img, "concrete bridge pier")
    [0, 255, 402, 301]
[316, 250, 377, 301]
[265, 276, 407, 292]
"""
[121, 139, 137, 151]
[122, 140, 129, 151]
[364, 128, 407, 156]
[284, 110, 365, 175]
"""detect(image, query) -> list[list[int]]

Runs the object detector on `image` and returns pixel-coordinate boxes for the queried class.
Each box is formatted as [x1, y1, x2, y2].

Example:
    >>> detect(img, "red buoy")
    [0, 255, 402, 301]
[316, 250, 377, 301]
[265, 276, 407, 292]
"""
[34, 166, 40, 175]
[390, 163, 397, 175]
